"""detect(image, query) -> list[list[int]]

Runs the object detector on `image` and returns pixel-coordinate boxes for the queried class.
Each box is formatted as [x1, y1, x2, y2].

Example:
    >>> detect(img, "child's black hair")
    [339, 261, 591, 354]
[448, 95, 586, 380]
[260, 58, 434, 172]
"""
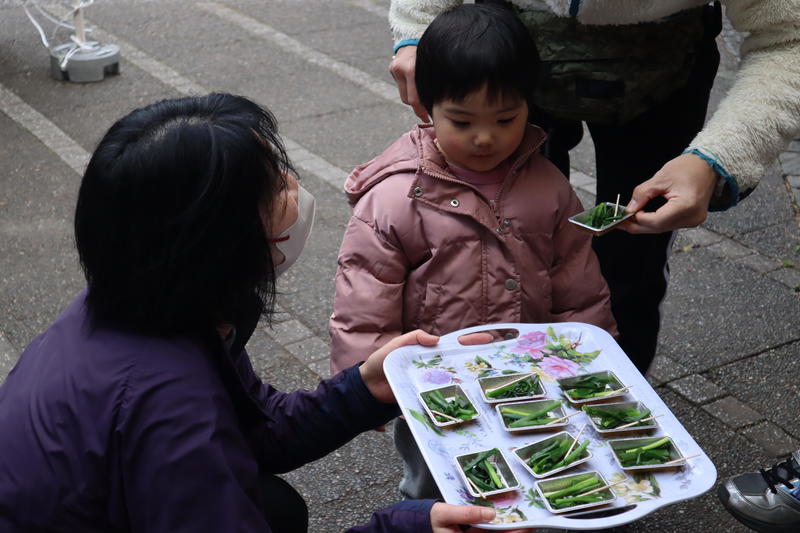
[415, 3, 538, 113]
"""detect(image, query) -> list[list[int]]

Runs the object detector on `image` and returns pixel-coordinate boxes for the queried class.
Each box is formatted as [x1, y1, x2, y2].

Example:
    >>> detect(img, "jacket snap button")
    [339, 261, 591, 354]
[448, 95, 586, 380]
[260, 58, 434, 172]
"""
[505, 279, 518, 291]
[450, 199, 459, 207]
[503, 218, 511, 226]
[413, 186, 423, 196]
[496, 227, 503, 233]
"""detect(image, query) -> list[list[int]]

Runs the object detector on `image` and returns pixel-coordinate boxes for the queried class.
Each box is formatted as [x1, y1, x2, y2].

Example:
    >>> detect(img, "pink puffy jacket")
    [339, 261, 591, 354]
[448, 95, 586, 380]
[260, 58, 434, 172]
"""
[329, 124, 617, 374]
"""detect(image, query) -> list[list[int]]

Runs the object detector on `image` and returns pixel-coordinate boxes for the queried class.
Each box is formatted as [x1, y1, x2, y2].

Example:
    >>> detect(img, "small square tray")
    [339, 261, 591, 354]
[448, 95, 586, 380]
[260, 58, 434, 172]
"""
[535, 471, 616, 514]
[582, 400, 659, 435]
[514, 431, 593, 479]
[609, 436, 686, 471]
[568, 202, 633, 236]
[455, 448, 520, 498]
[418, 384, 479, 428]
[557, 370, 628, 405]
[496, 399, 569, 433]
[478, 372, 546, 404]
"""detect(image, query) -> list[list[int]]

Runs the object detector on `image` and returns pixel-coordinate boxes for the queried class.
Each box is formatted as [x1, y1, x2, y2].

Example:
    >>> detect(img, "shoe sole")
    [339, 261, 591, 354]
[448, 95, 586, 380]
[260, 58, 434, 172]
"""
[717, 483, 799, 533]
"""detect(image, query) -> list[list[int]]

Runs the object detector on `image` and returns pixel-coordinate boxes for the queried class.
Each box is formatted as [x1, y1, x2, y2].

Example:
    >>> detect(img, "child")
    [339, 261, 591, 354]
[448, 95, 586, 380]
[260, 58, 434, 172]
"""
[329, 3, 617, 498]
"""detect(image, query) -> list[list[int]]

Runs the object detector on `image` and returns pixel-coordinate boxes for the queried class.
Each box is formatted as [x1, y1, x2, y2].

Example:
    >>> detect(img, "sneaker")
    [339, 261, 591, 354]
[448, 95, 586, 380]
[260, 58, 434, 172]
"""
[718, 451, 800, 532]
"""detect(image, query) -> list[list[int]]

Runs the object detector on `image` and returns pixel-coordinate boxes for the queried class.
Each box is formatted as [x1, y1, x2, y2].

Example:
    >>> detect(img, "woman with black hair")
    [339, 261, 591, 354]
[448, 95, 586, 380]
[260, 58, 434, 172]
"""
[0, 94, 506, 533]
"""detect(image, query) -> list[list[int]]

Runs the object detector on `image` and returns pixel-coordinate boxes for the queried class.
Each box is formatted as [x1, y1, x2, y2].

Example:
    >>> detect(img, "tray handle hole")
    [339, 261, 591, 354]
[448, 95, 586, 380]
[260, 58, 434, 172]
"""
[456, 328, 519, 345]
[562, 504, 637, 520]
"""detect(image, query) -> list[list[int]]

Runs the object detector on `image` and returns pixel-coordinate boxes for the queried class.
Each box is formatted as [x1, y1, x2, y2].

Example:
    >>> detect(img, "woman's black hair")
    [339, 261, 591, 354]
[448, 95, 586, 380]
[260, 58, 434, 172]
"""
[74, 93, 291, 337]
[415, 3, 538, 113]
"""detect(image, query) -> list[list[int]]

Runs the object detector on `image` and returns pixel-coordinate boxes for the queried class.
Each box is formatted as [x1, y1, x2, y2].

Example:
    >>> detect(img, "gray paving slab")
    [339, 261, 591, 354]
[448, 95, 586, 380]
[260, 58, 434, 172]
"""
[703, 165, 796, 237]
[702, 396, 763, 429]
[282, 102, 417, 170]
[667, 374, 727, 404]
[0, 334, 15, 384]
[740, 422, 800, 458]
[247, 326, 321, 392]
[298, 21, 394, 63]
[657, 247, 800, 372]
[0, 113, 83, 349]
[230, 0, 379, 35]
[674, 226, 725, 248]
[737, 220, 800, 261]
[780, 150, 800, 176]
[646, 354, 691, 387]
[275, 218, 342, 338]
[88, 3, 388, 123]
[735, 252, 783, 274]
[623, 389, 769, 533]
[768, 266, 800, 291]
[708, 341, 800, 442]
[2, 67, 175, 150]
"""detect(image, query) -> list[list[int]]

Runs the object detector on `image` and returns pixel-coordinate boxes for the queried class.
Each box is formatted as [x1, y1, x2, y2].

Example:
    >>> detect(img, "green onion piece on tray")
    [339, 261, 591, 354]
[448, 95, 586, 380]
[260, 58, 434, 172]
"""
[462, 449, 506, 490]
[563, 375, 618, 399]
[422, 389, 476, 423]
[583, 405, 652, 429]
[501, 400, 561, 428]
[615, 437, 674, 466]
[585, 203, 626, 229]
[486, 374, 539, 399]
[543, 476, 601, 500]
[526, 438, 590, 473]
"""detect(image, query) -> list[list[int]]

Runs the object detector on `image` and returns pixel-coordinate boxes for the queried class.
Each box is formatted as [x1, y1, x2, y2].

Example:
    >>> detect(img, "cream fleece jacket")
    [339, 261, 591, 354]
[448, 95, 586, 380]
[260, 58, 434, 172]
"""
[389, 0, 800, 208]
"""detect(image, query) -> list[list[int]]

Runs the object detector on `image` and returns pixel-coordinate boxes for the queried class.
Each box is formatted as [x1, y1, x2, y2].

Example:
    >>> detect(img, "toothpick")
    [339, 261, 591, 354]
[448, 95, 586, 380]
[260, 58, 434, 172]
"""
[564, 424, 588, 458]
[466, 475, 487, 498]
[662, 453, 701, 466]
[576, 479, 627, 498]
[485, 373, 534, 395]
[547, 411, 582, 425]
[429, 409, 461, 423]
[613, 193, 620, 217]
[615, 413, 664, 430]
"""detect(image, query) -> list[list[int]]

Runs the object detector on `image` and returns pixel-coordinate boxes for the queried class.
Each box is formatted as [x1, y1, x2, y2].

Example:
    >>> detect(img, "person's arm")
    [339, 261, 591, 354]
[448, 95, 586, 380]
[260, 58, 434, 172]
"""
[388, 0, 462, 121]
[626, 0, 800, 233]
[329, 213, 411, 375]
[549, 189, 618, 336]
[346, 500, 508, 533]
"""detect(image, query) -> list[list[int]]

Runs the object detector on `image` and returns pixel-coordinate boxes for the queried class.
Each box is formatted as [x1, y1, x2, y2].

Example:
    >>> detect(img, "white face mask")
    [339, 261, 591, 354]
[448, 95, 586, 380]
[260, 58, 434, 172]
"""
[270, 184, 316, 278]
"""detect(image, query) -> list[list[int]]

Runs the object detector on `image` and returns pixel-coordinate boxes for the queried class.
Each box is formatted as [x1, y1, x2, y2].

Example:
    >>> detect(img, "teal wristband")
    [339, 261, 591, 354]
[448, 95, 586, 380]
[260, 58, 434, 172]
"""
[393, 39, 419, 54]
[683, 148, 739, 210]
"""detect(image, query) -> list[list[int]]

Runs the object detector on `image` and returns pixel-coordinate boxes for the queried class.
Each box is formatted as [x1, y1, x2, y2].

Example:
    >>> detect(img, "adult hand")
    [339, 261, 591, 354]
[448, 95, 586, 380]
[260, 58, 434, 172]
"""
[431, 502, 531, 533]
[389, 45, 429, 122]
[360, 330, 495, 403]
[360, 330, 439, 403]
[623, 153, 718, 234]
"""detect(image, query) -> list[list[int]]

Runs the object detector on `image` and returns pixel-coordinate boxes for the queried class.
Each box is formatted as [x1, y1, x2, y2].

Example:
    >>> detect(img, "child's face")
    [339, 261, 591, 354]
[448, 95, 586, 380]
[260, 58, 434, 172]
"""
[431, 86, 528, 173]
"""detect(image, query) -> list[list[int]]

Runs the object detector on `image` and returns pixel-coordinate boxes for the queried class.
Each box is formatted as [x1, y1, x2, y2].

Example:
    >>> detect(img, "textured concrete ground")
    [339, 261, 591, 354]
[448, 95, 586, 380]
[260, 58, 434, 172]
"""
[1, 1, 798, 532]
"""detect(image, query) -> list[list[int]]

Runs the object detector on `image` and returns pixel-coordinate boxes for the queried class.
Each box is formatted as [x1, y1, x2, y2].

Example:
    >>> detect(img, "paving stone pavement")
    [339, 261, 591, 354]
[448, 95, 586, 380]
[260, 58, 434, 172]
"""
[1, 1, 799, 532]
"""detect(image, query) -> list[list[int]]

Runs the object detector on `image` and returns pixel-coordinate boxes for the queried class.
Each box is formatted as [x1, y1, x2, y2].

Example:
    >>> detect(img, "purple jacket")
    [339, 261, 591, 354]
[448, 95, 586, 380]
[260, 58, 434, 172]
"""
[0, 292, 433, 532]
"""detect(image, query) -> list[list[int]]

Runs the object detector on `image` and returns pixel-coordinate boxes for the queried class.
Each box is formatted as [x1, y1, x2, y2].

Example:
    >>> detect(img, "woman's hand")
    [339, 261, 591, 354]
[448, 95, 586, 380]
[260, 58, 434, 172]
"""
[389, 45, 429, 122]
[360, 330, 439, 403]
[623, 153, 718, 233]
[360, 331, 495, 403]
[430, 502, 532, 533]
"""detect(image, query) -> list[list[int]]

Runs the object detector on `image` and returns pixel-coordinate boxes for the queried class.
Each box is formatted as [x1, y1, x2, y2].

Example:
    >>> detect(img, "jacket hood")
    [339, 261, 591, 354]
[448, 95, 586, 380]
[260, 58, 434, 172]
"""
[344, 123, 547, 206]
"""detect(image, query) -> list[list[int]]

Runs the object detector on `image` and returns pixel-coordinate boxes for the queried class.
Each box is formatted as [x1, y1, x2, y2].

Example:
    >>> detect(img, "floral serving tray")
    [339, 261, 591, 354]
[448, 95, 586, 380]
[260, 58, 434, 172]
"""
[383, 323, 717, 530]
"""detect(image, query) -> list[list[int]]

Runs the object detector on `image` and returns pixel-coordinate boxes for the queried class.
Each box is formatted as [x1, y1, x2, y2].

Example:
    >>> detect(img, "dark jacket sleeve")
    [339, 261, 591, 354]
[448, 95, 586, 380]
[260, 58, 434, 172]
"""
[346, 500, 435, 533]
[233, 348, 400, 473]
